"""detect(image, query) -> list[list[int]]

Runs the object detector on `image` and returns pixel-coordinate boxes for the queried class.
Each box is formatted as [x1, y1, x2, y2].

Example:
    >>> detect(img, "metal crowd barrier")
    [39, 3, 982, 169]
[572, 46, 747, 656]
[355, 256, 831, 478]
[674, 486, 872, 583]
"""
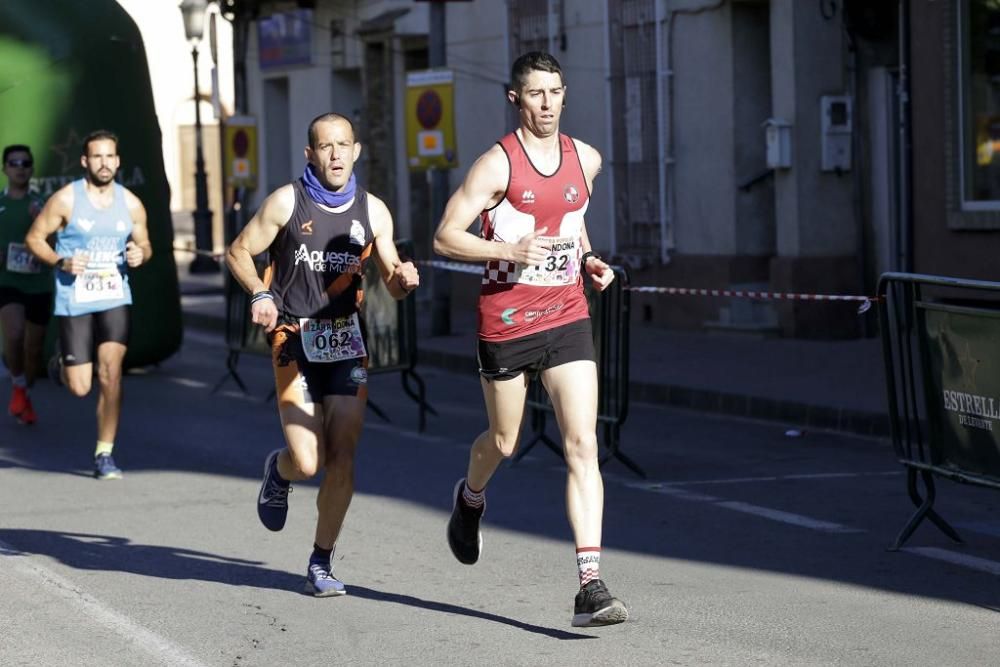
[878, 272, 1000, 550]
[516, 265, 644, 478]
[361, 239, 436, 431]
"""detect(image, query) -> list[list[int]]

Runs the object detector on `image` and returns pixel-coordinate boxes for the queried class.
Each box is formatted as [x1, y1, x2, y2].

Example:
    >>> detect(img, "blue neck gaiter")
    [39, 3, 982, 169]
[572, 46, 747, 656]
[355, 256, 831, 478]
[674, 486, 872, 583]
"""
[301, 163, 356, 208]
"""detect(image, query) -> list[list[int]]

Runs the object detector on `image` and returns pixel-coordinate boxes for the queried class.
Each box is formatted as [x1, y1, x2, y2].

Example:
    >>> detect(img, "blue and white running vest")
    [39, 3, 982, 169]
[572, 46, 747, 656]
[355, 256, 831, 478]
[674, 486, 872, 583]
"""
[54, 179, 134, 316]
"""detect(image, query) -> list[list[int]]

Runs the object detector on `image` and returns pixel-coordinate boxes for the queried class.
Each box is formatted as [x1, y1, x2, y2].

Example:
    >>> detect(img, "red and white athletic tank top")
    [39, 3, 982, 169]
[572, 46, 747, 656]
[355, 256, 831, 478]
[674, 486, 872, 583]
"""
[478, 132, 590, 342]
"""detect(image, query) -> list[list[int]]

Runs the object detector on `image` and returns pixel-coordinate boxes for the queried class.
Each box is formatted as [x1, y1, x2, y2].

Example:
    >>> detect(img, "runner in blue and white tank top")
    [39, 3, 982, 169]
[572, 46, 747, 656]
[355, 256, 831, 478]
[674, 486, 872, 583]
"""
[52, 178, 134, 317]
[26, 130, 152, 481]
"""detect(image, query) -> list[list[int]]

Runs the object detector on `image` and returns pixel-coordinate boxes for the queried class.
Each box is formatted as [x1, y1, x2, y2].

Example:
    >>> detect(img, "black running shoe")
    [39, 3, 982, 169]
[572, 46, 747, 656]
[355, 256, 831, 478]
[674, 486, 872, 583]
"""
[47, 354, 63, 387]
[572, 579, 629, 627]
[257, 449, 291, 531]
[446, 478, 484, 565]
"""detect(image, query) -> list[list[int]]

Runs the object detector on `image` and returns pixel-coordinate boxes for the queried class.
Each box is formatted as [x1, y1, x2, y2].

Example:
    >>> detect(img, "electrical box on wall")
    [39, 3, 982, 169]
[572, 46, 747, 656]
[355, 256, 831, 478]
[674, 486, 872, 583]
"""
[763, 118, 792, 169]
[821, 95, 852, 171]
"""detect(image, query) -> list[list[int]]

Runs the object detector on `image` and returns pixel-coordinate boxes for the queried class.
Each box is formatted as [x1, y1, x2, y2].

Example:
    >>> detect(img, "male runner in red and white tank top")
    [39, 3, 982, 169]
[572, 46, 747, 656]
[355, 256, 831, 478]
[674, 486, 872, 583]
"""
[434, 51, 628, 627]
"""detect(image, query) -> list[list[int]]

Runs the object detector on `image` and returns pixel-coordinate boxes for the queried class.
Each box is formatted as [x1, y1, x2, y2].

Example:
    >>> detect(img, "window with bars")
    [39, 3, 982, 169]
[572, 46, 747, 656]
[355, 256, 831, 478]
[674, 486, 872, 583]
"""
[960, 0, 1000, 208]
[608, 0, 661, 261]
[507, 0, 559, 130]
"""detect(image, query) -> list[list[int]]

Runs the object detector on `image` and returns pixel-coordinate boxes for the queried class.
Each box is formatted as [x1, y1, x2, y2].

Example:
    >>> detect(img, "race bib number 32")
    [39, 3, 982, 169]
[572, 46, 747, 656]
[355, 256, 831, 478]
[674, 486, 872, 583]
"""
[299, 313, 367, 363]
[6, 242, 41, 274]
[74, 269, 124, 303]
[517, 236, 580, 286]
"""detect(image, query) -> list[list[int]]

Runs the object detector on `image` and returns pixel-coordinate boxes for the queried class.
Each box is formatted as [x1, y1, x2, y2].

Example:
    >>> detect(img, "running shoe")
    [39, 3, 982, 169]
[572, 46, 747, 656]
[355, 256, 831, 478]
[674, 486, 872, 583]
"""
[304, 561, 347, 597]
[94, 454, 123, 480]
[571, 579, 629, 627]
[446, 478, 484, 565]
[16, 394, 37, 425]
[257, 449, 291, 531]
[47, 354, 63, 387]
[8, 386, 28, 419]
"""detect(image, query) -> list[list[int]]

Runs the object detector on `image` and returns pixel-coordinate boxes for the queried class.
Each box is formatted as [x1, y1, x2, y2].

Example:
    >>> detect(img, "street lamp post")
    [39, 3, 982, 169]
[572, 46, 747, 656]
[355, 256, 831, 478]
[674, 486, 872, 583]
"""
[180, 0, 219, 273]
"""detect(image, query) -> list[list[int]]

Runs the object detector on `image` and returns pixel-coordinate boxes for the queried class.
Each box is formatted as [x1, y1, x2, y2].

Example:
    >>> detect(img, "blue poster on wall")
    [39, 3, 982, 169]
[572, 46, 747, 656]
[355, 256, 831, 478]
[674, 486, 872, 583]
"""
[258, 9, 312, 70]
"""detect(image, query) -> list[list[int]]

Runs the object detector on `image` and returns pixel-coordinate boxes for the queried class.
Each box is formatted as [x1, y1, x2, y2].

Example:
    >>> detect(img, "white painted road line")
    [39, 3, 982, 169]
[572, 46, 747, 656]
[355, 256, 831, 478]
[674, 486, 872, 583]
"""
[714, 501, 865, 534]
[955, 520, 1000, 539]
[168, 377, 209, 389]
[647, 471, 901, 488]
[611, 474, 868, 534]
[0, 538, 210, 667]
[903, 547, 1000, 576]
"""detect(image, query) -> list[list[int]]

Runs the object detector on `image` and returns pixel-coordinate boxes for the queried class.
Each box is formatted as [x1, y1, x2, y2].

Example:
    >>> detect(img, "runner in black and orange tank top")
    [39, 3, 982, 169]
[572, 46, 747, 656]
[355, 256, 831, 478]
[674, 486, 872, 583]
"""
[433, 51, 629, 628]
[226, 113, 420, 597]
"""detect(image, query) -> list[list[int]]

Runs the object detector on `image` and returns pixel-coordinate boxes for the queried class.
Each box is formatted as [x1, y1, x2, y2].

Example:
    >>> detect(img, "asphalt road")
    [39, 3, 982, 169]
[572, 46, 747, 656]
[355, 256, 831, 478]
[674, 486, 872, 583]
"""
[1, 329, 997, 666]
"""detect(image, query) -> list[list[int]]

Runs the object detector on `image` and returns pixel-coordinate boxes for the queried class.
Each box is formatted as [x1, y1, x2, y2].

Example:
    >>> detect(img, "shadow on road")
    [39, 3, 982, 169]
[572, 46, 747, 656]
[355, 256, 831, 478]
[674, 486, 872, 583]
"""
[348, 585, 594, 640]
[0, 529, 595, 638]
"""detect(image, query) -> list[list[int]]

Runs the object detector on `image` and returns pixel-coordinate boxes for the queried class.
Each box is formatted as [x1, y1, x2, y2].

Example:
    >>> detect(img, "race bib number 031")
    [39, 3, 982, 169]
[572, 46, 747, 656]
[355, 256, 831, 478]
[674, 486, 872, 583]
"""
[75, 269, 124, 303]
[299, 313, 367, 363]
[517, 236, 580, 286]
[6, 242, 41, 274]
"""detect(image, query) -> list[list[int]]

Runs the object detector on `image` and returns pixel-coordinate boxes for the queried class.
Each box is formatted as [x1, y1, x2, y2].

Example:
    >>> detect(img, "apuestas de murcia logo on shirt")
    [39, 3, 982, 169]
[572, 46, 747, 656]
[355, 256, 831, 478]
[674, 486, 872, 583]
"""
[294, 243, 361, 274]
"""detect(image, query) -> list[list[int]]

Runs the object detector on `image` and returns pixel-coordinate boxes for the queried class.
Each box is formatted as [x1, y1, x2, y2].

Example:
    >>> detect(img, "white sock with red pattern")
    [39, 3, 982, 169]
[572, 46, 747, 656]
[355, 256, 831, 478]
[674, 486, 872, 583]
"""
[461, 480, 485, 509]
[576, 547, 601, 587]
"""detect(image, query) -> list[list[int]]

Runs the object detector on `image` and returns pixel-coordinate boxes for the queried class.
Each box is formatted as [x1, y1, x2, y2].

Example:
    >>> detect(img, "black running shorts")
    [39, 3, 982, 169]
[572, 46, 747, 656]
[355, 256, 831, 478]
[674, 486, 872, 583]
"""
[477, 317, 595, 381]
[270, 323, 369, 405]
[0, 287, 53, 325]
[57, 305, 130, 366]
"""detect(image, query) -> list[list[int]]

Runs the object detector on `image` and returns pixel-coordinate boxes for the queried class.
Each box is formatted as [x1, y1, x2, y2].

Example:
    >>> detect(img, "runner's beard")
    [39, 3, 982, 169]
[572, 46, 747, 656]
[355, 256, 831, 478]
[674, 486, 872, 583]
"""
[89, 170, 115, 186]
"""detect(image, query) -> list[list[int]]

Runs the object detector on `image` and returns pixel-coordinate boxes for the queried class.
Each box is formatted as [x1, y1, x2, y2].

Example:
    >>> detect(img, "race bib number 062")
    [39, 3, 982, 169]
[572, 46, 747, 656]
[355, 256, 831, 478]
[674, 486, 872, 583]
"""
[517, 236, 580, 286]
[299, 313, 367, 363]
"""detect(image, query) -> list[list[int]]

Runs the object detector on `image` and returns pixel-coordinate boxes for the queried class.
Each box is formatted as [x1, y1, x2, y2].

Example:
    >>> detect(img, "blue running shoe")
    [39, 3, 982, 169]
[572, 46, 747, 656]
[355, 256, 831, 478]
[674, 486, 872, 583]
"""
[94, 454, 123, 480]
[305, 561, 347, 597]
[257, 449, 291, 531]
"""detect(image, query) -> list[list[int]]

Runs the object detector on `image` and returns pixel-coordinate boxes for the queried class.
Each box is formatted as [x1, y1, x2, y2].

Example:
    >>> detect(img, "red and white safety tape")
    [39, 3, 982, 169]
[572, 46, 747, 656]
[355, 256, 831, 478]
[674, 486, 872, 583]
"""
[418, 259, 878, 314]
[627, 286, 876, 313]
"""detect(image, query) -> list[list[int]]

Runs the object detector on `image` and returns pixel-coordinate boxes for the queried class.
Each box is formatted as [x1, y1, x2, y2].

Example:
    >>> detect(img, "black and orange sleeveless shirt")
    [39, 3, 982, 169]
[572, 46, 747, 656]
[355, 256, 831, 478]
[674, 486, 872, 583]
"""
[266, 180, 374, 325]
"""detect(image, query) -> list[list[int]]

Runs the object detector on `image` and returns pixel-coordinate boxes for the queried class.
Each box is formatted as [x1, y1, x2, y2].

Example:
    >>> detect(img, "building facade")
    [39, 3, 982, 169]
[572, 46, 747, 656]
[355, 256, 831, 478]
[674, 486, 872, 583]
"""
[217, 0, 998, 338]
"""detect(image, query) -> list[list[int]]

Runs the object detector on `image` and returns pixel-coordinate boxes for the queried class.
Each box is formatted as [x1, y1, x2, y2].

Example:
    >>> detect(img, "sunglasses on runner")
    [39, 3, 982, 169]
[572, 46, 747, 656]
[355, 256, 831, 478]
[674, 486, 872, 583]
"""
[6, 159, 33, 168]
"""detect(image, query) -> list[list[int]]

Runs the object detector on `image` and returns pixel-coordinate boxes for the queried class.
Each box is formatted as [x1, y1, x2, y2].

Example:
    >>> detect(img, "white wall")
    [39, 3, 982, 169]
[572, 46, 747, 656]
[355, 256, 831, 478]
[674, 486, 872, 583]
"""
[115, 0, 234, 213]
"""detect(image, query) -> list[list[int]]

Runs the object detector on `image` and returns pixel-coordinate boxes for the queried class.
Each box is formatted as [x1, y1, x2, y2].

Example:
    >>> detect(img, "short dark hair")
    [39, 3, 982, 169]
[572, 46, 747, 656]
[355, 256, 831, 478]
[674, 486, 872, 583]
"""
[510, 51, 564, 93]
[307, 113, 355, 148]
[81, 129, 119, 156]
[3, 144, 32, 163]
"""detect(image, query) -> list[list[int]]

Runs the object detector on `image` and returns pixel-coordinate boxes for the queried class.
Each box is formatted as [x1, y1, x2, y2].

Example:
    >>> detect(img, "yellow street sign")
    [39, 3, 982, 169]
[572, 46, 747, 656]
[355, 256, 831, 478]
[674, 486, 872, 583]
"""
[223, 115, 258, 189]
[405, 69, 458, 171]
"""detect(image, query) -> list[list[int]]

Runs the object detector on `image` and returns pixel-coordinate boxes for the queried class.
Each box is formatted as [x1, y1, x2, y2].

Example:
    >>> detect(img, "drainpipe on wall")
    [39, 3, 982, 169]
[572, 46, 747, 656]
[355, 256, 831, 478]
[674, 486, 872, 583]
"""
[662, 0, 728, 265]
[896, 0, 913, 273]
[604, 0, 617, 257]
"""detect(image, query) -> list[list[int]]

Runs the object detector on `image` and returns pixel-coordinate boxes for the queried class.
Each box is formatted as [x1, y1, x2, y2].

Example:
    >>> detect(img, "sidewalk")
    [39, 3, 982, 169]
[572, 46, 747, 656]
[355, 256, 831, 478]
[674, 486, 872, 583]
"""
[175, 259, 889, 438]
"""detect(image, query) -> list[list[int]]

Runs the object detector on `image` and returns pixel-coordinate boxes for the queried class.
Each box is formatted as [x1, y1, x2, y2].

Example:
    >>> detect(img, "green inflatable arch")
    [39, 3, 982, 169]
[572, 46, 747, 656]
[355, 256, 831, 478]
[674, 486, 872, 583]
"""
[0, 0, 182, 367]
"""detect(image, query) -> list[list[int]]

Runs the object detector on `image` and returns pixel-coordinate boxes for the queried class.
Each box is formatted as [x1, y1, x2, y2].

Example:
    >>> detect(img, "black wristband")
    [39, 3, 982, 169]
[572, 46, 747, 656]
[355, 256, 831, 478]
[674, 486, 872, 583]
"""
[581, 251, 601, 266]
[250, 289, 274, 306]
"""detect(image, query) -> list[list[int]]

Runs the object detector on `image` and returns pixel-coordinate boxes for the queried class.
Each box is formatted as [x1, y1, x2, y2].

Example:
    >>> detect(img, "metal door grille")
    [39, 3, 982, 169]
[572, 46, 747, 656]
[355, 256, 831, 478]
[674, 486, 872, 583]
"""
[608, 0, 661, 261]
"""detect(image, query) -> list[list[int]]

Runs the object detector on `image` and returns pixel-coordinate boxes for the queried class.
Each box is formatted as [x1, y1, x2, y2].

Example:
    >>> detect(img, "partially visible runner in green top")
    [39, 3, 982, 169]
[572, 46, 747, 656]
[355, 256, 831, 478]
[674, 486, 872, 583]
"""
[0, 144, 51, 425]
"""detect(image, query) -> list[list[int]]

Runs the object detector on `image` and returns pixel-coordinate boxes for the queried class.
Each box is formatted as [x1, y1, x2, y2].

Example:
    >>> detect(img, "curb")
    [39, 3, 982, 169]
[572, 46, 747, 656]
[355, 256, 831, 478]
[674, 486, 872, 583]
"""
[182, 313, 890, 440]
